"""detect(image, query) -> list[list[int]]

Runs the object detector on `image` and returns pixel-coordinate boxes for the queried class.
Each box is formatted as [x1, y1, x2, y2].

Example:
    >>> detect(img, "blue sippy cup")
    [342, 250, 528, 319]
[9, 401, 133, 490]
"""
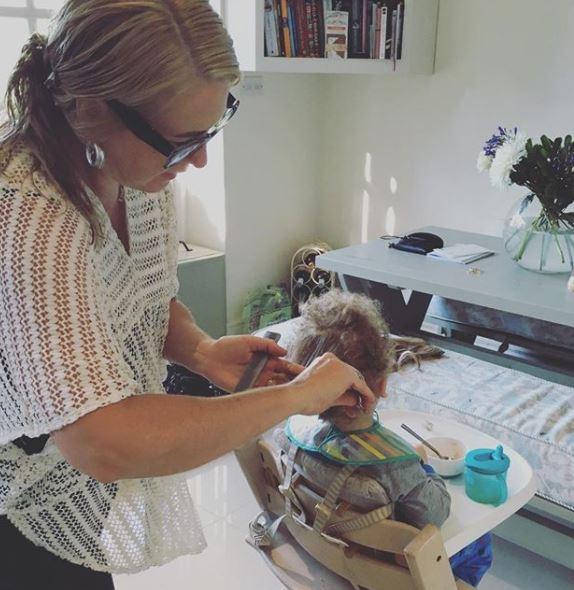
[464, 445, 510, 507]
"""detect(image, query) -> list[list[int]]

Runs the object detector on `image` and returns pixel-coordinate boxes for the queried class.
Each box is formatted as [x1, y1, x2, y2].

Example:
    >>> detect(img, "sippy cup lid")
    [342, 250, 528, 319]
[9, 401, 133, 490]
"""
[465, 445, 510, 475]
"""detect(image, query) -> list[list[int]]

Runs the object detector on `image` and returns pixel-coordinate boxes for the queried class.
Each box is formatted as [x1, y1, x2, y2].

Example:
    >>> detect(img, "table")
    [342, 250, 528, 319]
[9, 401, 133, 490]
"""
[379, 409, 537, 557]
[315, 226, 574, 331]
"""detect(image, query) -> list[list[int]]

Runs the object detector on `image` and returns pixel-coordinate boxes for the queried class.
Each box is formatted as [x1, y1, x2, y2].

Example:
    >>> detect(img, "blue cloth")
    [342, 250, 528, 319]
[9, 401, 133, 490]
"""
[450, 533, 493, 587]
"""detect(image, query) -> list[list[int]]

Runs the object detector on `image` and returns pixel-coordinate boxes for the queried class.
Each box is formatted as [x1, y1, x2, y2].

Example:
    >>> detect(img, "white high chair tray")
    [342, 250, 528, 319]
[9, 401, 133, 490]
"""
[379, 408, 538, 556]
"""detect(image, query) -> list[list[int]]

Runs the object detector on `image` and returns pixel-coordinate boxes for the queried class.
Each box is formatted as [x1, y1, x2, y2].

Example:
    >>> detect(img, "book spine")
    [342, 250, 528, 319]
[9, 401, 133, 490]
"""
[379, 5, 386, 59]
[311, 0, 321, 58]
[264, 0, 280, 56]
[305, 0, 316, 57]
[288, 2, 298, 56]
[396, 0, 404, 59]
[384, 2, 393, 59]
[361, 0, 368, 55]
[294, 0, 307, 57]
[280, 0, 292, 56]
[374, 6, 382, 59]
[371, 3, 377, 59]
[316, 0, 326, 57]
[274, 0, 286, 56]
[390, 6, 397, 66]
[349, 0, 362, 57]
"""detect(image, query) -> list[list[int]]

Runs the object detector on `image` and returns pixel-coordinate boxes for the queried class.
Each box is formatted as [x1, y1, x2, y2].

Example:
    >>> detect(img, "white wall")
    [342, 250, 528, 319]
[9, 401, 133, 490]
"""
[317, 0, 574, 247]
[210, 0, 574, 333]
[174, 135, 227, 252]
[224, 74, 323, 332]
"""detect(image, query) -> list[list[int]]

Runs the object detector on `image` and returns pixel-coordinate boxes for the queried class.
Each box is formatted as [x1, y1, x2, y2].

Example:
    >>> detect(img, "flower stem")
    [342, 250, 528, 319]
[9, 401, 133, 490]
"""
[551, 231, 566, 264]
[515, 225, 535, 261]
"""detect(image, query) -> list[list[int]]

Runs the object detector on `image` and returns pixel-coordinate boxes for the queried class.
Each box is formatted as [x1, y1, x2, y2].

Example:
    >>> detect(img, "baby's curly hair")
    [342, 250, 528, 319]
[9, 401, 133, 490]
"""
[289, 290, 394, 421]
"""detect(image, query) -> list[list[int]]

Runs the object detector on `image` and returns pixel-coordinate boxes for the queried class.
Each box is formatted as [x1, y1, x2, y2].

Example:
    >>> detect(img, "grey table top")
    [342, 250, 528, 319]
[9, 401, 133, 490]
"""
[316, 226, 574, 328]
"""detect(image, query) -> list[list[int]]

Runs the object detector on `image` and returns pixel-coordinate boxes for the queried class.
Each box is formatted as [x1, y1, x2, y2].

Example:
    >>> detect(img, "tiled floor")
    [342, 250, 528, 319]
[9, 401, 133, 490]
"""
[115, 453, 574, 590]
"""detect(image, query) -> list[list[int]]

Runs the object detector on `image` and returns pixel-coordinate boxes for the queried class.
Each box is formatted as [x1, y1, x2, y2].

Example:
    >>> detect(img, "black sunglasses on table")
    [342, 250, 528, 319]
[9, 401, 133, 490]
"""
[107, 93, 239, 169]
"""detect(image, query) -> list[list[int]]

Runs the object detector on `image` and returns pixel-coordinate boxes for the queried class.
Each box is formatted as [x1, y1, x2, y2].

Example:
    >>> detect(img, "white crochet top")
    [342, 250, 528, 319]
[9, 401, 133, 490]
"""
[0, 144, 206, 573]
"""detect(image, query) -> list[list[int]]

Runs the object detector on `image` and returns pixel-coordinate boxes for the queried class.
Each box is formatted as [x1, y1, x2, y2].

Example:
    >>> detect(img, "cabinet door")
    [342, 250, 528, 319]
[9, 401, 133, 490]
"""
[177, 256, 227, 338]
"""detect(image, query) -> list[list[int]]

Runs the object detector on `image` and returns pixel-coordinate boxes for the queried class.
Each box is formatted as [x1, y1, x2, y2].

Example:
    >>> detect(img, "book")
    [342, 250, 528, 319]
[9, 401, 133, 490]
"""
[288, 2, 298, 56]
[295, 0, 309, 56]
[427, 244, 495, 265]
[264, 0, 280, 57]
[311, 0, 321, 57]
[396, 0, 404, 59]
[324, 10, 349, 58]
[379, 4, 387, 59]
[280, 0, 293, 57]
[304, 0, 316, 56]
[361, 0, 369, 55]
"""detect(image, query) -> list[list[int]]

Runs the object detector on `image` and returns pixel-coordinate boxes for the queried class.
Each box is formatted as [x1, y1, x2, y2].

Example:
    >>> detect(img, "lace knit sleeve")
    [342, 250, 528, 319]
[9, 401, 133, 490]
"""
[0, 188, 142, 444]
[161, 183, 179, 300]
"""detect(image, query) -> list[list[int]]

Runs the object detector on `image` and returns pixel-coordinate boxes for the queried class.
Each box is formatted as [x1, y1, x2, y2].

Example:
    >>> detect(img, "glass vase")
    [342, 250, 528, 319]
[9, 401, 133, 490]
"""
[502, 196, 574, 274]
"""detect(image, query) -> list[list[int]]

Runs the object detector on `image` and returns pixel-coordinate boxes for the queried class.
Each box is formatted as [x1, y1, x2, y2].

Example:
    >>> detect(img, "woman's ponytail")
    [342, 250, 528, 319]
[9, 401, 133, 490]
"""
[4, 33, 52, 137]
[2, 33, 97, 236]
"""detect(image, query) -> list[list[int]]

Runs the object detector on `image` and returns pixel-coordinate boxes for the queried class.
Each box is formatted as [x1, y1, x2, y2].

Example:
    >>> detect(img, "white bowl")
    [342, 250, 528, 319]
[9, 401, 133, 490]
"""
[425, 437, 467, 478]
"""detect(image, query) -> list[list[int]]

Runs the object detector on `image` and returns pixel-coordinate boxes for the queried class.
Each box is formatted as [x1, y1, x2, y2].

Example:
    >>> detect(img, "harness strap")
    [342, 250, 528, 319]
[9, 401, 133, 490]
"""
[279, 443, 306, 523]
[324, 503, 393, 536]
[313, 464, 357, 533]
[248, 511, 286, 548]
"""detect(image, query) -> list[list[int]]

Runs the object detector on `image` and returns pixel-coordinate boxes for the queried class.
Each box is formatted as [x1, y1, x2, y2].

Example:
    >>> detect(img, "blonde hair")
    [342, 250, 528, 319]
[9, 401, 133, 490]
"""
[289, 290, 395, 423]
[1, 0, 240, 236]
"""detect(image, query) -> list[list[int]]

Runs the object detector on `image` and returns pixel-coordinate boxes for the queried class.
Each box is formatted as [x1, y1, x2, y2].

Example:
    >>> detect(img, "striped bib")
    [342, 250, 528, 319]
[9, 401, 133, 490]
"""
[286, 414, 418, 466]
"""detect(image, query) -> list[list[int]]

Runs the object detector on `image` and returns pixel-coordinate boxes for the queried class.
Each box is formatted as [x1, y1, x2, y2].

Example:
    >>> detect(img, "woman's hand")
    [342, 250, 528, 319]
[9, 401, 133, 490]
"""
[196, 335, 302, 392]
[288, 352, 377, 416]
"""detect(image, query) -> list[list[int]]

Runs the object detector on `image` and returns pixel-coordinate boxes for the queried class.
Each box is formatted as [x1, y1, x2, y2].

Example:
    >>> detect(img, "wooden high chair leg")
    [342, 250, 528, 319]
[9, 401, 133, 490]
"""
[404, 525, 459, 590]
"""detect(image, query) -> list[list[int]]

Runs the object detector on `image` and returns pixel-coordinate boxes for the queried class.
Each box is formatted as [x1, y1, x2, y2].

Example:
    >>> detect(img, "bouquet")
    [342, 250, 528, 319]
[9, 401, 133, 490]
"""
[478, 127, 574, 272]
[478, 127, 574, 230]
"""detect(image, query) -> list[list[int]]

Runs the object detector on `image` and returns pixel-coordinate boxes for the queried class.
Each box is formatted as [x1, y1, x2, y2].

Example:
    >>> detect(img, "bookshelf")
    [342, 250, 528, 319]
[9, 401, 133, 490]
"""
[225, 0, 439, 75]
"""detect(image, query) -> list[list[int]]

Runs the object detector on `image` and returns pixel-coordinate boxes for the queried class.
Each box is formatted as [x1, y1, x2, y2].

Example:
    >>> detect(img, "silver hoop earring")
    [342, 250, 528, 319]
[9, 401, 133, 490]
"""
[85, 143, 105, 169]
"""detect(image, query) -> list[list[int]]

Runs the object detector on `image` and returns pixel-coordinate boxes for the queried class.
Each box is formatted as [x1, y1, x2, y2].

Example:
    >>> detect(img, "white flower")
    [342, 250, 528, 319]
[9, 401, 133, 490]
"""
[477, 152, 493, 172]
[568, 273, 574, 293]
[489, 133, 528, 190]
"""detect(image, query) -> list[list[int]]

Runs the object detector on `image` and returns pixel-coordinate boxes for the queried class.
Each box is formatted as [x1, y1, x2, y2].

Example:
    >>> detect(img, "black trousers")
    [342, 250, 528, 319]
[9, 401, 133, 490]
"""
[0, 516, 114, 590]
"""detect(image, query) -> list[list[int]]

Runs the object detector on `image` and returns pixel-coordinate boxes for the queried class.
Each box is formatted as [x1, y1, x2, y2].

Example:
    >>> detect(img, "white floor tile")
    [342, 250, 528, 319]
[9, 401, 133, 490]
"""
[114, 516, 283, 590]
[187, 453, 255, 517]
[481, 536, 574, 589]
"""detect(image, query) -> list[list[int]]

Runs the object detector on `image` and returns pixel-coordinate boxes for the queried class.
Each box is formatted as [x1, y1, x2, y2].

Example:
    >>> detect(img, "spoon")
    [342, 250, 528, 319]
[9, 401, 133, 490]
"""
[401, 423, 449, 460]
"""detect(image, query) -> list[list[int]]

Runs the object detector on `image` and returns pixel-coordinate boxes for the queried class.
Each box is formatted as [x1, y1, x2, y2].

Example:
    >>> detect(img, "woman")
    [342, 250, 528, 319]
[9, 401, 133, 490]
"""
[0, 2, 375, 588]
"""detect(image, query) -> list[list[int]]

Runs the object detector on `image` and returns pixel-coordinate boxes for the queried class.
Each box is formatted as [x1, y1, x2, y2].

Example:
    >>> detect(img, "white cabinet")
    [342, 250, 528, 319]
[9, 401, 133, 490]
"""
[224, 0, 439, 75]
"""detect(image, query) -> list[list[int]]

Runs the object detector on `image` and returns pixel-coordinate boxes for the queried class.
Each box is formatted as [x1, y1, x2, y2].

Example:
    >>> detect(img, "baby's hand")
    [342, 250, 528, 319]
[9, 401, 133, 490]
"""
[413, 443, 428, 464]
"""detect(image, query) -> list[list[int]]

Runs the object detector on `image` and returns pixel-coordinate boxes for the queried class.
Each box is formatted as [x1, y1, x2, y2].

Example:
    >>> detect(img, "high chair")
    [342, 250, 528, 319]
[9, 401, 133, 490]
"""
[236, 439, 473, 590]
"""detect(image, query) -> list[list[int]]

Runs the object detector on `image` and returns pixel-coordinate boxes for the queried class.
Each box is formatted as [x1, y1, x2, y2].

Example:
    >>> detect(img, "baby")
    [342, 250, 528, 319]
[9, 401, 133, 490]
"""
[276, 289, 492, 587]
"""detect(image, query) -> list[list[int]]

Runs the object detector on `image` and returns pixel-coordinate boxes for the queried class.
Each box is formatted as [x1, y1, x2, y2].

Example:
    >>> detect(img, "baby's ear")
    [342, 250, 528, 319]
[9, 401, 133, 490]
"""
[375, 377, 388, 398]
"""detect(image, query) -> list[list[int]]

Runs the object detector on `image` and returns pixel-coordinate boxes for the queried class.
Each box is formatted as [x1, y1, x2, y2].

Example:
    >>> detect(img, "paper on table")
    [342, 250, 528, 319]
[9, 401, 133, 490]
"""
[428, 243, 494, 264]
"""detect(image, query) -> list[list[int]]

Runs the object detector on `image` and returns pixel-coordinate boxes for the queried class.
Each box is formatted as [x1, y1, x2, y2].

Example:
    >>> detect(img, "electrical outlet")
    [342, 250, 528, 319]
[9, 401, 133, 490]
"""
[240, 75, 264, 96]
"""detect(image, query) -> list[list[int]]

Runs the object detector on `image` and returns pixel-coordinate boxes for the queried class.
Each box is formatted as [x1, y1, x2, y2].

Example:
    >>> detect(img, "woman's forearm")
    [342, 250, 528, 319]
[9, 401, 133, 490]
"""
[162, 298, 213, 373]
[53, 384, 302, 483]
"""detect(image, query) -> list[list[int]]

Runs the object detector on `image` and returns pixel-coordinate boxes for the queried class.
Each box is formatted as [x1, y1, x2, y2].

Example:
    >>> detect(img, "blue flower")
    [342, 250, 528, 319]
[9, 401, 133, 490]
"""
[482, 127, 519, 157]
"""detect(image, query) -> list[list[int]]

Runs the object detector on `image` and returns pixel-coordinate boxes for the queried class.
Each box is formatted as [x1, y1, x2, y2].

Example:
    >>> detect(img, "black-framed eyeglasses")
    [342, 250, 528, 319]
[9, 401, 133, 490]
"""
[107, 93, 239, 169]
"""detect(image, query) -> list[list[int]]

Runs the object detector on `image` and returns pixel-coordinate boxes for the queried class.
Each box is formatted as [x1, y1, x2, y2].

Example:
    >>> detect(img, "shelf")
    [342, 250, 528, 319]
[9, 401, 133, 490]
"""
[225, 0, 439, 75]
